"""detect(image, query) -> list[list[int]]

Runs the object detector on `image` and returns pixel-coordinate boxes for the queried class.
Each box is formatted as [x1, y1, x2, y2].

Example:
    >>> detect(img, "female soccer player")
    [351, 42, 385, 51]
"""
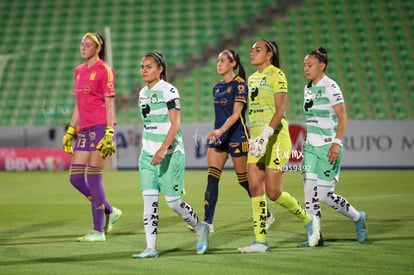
[62, 32, 122, 242]
[201, 49, 275, 232]
[132, 51, 209, 258]
[238, 39, 320, 253]
[298, 47, 367, 246]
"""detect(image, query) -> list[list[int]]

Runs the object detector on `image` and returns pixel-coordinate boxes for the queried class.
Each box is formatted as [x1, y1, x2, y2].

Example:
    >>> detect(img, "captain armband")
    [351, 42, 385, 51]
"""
[166, 98, 181, 110]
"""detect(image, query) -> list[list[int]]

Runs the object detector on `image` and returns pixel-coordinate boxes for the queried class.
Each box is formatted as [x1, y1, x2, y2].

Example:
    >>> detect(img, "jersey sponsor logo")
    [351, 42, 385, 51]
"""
[304, 98, 313, 112]
[306, 119, 319, 124]
[144, 125, 158, 130]
[248, 108, 264, 115]
[250, 87, 259, 101]
[141, 104, 150, 118]
[75, 87, 91, 94]
[220, 98, 228, 106]
[82, 86, 91, 94]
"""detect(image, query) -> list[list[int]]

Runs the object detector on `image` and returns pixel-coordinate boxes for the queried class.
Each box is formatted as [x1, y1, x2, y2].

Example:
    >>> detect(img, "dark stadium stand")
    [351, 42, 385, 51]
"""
[0, 0, 412, 125]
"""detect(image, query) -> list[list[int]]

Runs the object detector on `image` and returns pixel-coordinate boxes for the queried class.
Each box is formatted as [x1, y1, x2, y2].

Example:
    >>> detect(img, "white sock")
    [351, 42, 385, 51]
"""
[318, 180, 360, 221]
[165, 195, 203, 232]
[142, 190, 159, 250]
[303, 173, 321, 219]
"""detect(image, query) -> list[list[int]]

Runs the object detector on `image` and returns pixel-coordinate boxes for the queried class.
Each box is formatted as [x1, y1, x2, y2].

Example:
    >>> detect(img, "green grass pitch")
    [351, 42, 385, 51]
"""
[0, 169, 413, 274]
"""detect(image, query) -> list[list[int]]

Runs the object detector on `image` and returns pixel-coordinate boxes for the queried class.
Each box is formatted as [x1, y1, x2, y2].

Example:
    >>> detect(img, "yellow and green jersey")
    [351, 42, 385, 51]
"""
[248, 65, 289, 137]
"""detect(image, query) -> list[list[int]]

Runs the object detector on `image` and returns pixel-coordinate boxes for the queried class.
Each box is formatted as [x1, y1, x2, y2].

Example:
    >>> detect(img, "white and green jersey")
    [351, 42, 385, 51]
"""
[139, 80, 185, 155]
[303, 75, 344, 146]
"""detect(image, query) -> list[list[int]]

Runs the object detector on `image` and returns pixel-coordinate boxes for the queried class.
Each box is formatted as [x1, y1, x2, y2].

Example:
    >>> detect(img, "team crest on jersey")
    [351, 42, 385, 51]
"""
[150, 94, 158, 103]
[89, 132, 96, 141]
[260, 77, 266, 86]
[316, 89, 323, 99]
[237, 84, 245, 94]
[227, 86, 232, 94]
[90, 71, 97, 80]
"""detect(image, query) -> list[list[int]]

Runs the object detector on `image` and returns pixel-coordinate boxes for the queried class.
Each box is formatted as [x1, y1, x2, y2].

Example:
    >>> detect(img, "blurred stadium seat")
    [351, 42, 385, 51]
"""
[0, 0, 412, 125]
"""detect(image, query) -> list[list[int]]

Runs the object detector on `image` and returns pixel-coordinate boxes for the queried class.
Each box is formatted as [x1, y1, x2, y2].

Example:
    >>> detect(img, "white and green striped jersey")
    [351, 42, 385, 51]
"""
[303, 75, 344, 146]
[139, 80, 185, 155]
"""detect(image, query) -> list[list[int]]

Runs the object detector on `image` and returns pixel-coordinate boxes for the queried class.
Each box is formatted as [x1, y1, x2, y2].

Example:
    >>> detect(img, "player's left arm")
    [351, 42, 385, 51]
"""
[105, 96, 115, 127]
[208, 101, 244, 141]
[328, 102, 348, 163]
[269, 92, 287, 130]
[268, 71, 288, 130]
[151, 98, 181, 166]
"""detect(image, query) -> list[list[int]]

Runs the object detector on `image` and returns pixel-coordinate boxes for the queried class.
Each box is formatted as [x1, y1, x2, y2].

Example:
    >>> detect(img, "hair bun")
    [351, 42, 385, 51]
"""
[317, 47, 327, 55]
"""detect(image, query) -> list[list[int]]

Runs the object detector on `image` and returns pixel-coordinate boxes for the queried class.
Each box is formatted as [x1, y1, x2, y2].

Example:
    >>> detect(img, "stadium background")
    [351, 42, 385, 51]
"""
[0, 0, 413, 169]
[0, 2, 413, 274]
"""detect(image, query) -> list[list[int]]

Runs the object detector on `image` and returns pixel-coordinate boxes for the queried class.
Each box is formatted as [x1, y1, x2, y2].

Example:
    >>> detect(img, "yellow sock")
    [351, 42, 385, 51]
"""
[252, 195, 267, 243]
[276, 192, 312, 224]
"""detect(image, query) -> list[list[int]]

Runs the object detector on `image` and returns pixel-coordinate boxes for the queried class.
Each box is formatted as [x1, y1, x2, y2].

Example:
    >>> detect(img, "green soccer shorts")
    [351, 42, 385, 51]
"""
[138, 150, 185, 196]
[302, 142, 343, 182]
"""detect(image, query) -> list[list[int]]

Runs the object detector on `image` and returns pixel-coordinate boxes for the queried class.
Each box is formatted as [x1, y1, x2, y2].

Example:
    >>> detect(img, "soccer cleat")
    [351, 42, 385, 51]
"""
[132, 248, 159, 259]
[188, 222, 214, 233]
[77, 230, 106, 242]
[266, 212, 276, 230]
[105, 207, 122, 234]
[196, 223, 209, 254]
[305, 214, 321, 247]
[238, 241, 270, 253]
[354, 211, 368, 243]
[297, 232, 324, 248]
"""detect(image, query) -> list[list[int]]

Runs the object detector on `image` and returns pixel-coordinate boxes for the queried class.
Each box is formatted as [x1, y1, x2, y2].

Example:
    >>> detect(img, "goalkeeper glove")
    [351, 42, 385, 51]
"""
[62, 125, 76, 154]
[249, 126, 274, 157]
[96, 126, 116, 158]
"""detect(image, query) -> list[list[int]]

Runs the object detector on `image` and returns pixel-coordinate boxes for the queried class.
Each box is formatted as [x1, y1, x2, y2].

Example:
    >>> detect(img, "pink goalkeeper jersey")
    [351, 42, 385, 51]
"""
[74, 59, 116, 130]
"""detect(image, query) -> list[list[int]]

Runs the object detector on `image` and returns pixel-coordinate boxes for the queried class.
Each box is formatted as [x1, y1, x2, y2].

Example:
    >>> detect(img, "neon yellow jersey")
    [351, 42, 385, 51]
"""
[248, 65, 289, 137]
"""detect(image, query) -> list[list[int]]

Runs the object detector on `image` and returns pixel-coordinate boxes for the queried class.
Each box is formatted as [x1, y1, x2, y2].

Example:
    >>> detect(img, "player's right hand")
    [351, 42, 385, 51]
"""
[249, 126, 274, 157]
[62, 125, 76, 154]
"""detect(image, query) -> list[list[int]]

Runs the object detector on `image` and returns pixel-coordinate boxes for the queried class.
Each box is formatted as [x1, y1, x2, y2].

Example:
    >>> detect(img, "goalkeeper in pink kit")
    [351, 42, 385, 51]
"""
[62, 32, 122, 242]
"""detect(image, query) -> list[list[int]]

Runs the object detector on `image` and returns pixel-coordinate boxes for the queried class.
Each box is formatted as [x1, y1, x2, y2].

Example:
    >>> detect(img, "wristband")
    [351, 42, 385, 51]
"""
[67, 125, 75, 136]
[262, 126, 274, 139]
[333, 138, 342, 145]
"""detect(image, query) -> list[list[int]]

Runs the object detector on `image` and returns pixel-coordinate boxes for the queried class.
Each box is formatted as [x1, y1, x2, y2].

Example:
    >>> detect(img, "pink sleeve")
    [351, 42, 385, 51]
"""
[101, 63, 116, 97]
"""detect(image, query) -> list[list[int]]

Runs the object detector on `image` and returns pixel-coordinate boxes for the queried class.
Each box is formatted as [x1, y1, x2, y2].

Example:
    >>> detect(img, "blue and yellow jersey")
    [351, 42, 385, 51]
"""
[212, 75, 249, 142]
[248, 65, 289, 137]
